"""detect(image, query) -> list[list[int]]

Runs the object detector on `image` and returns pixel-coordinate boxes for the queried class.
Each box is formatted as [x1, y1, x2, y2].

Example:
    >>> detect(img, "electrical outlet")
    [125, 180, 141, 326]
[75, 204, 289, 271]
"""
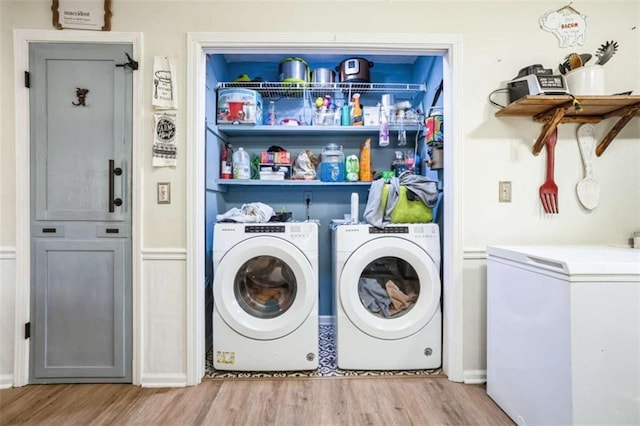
[499, 181, 512, 203]
[304, 192, 312, 204]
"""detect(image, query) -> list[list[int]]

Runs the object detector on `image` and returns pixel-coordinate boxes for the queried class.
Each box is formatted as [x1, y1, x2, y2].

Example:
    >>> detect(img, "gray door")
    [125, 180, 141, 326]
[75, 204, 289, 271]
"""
[29, 43, 133, 383]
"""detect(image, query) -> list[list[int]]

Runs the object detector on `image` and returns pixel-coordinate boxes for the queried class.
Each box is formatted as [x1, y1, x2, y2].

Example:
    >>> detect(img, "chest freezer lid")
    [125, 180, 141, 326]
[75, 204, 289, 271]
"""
[487, 245, 640, 277]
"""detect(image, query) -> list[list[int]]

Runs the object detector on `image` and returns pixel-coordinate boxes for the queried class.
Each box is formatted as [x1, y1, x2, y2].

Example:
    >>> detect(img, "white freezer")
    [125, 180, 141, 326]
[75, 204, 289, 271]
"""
[486, 245, 640, 426]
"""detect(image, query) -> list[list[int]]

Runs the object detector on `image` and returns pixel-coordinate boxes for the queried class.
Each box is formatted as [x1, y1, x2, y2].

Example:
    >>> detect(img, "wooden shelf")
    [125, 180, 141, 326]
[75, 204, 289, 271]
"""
[495, 95, 640, 156]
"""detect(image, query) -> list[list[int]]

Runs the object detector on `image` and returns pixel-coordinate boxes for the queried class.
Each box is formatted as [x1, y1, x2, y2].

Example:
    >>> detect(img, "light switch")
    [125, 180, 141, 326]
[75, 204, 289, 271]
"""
[157, 182, 171, 204]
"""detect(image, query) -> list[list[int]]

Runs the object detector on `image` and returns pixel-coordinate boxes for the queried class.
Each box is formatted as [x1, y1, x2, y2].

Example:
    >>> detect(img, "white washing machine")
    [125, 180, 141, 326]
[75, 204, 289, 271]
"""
[212, 222, 318, 371]
[332, 223, 442, 370]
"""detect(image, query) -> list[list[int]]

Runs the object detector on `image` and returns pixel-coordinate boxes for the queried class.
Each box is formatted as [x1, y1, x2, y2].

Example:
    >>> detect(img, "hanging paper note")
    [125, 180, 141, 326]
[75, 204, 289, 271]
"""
[539, 5, 588, 48]
[153, 112, 177, 167]
[152, 56, 177, 109]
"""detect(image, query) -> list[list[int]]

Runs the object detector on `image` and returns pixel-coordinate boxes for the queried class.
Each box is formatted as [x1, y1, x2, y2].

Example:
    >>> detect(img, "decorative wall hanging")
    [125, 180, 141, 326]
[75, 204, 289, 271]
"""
[72, 88, 89, 106]
[52, 0, 112, 31]
[153, 112, 177, 168]
[152, 56, 178, 110]
[539, 3, 588, 48]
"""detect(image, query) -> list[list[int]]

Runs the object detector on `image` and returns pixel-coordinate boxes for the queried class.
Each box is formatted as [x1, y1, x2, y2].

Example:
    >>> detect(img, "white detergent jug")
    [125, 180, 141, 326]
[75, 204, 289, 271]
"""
[233, 147, 251, 179]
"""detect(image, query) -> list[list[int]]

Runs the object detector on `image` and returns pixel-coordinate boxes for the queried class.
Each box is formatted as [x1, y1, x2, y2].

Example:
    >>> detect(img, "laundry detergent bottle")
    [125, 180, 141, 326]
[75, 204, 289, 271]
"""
[232, 147, 251, 179]
[320, 143, 345, 182]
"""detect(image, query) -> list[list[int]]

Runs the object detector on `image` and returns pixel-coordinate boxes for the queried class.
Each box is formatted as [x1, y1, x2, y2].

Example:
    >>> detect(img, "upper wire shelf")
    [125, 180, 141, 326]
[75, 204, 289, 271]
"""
[217, 81, 426, 101]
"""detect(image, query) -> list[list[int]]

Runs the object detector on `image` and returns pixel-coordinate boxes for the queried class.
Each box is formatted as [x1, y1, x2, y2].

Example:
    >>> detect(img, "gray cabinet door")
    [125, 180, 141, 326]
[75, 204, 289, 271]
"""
[29, 43, 133, 383]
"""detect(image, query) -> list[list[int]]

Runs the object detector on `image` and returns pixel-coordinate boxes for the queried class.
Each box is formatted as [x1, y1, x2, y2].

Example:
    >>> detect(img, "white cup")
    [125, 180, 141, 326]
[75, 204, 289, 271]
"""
[565, 65, 605, 95]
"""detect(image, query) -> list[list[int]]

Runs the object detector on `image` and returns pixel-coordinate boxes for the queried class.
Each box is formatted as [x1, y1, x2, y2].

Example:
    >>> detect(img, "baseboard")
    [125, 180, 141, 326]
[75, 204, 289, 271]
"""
[0, 374, 14, 389]
[319, 315, 335, 326]
[463, 369, 486, 384]
[140, 373, 188, 388]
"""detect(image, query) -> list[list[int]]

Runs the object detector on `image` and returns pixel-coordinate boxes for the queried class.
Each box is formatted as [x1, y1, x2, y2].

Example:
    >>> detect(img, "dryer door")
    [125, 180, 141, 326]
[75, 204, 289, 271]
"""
[339, 237, 441, 340]
[213, 236, 316, 340]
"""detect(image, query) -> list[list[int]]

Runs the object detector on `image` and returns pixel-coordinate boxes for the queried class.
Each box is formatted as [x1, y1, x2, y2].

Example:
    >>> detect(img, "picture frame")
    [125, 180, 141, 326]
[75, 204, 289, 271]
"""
[51, 0, 112, 31]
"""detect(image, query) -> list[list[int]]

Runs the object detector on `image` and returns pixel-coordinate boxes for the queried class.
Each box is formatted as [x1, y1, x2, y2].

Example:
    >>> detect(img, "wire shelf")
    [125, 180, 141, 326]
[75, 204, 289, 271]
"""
[217, 81, 426, 102]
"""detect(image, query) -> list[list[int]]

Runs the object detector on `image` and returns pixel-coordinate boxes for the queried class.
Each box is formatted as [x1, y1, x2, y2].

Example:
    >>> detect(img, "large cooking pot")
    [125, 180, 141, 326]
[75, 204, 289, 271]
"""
[311, 68, 335, 85]
[279, 57, 309, 83]
[336, 58, 374, 83]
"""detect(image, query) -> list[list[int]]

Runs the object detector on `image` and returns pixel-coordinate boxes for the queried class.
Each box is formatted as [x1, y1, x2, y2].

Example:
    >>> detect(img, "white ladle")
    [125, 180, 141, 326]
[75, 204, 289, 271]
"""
[576, 124, 601, 210]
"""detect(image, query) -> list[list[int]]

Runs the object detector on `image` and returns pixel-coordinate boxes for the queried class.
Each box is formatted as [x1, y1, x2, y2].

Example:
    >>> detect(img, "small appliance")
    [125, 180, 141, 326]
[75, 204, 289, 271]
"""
[507, 64, 568, 103]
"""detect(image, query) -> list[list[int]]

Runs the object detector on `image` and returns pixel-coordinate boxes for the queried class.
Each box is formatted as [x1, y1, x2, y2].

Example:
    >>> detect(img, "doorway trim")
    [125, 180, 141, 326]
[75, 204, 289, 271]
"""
[186, 32, 464, 382]
[13, 29, 143, 386]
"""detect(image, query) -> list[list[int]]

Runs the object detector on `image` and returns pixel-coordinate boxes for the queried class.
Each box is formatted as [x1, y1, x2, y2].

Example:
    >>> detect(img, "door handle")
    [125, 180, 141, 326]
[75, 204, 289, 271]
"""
[109, 159, 123, 212]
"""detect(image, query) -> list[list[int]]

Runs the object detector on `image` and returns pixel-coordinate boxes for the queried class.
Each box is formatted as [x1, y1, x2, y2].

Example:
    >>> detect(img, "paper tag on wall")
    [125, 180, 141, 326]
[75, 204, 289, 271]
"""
[152, 56, 177, 109]
[153, 111, 177, 167]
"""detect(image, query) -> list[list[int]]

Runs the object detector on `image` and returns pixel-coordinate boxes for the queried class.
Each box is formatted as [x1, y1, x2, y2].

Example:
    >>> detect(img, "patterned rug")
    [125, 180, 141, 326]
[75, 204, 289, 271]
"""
[205, 323, 443, 379]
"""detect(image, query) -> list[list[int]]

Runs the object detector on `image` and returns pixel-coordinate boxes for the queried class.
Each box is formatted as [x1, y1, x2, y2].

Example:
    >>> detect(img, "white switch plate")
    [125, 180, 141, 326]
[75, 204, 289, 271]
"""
[157, 182, 171, 204]
[499, 181, 512, 203]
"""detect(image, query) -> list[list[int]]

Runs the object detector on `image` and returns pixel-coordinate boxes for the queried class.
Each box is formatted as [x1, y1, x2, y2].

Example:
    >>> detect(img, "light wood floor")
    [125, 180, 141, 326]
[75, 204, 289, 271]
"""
[1, 376, 513, 425]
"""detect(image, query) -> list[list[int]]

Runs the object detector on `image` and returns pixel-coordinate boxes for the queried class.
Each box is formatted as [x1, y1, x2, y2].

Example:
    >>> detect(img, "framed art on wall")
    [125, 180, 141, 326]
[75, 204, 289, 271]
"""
[52, 0, 112, 31]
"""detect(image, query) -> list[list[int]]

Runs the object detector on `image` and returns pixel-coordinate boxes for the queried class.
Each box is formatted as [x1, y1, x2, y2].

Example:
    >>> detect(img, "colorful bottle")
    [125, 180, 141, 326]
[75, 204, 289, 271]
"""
[267, 101, 277, 125]
[351, 93, 363, 126]
[220, 142, 233, 179]
[345, 154, 360, 182]
[359, 138, 372, 181]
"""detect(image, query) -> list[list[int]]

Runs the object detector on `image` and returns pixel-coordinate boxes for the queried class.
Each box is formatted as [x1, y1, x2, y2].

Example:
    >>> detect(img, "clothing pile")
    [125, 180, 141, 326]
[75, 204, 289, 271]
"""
[358, 277, 418, 318]
[363, 171, 439, 228]
[216, 202, 274, 223]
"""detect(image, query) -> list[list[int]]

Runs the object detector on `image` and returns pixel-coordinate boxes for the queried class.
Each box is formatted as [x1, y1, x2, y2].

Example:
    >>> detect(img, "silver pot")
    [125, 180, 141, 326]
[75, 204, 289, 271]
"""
[311, 68, 335, 85]
[279, 57, 309, 83]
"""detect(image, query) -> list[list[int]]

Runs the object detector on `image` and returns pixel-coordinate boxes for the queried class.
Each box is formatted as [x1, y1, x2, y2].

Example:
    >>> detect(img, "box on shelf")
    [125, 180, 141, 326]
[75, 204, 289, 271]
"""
[260, 151, 291, 164]
[260, 164, 292, 179]
[364, 106, 381, 126]
[217, 88, 263, 125]
[259, 171, 286, 180]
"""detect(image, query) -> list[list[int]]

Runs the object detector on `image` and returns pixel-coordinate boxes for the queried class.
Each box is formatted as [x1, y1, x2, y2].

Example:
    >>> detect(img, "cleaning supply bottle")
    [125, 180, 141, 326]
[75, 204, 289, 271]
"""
[220, 142, 233, 179]
[267, 101, 277, 125]
[351, 93, 363, 126]
[359, 138, 372, 181]
[345, 154, 360, 182]
[232, 147, 251, 179]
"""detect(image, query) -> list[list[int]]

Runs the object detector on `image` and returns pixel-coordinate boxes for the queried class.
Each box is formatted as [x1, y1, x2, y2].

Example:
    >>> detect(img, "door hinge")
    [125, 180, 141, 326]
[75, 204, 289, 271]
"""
[24, 322, 31, 339]
[116, 53, 138, 71]
[24, 71, 30, 88]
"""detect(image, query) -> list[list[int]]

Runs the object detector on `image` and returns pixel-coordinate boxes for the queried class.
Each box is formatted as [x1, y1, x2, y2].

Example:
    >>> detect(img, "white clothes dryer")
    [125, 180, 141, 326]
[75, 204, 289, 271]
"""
[212, 222, 318, 371]
[332, 223, 441, 370]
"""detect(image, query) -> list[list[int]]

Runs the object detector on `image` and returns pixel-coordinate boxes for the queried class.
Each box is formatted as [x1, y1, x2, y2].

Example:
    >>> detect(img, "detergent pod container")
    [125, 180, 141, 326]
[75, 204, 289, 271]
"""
[320, 143, 345, 182]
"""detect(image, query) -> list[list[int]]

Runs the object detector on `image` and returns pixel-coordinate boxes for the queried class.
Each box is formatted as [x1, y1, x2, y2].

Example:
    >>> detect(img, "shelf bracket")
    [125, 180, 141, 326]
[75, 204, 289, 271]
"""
[532, 104, 571, 155]
[596, 103, 640, 156]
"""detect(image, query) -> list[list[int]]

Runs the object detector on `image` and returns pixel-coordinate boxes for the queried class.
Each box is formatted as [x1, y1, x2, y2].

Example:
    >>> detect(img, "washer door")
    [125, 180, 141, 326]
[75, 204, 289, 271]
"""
[339, 237, 441, 340]
[214, 236, 316, 340]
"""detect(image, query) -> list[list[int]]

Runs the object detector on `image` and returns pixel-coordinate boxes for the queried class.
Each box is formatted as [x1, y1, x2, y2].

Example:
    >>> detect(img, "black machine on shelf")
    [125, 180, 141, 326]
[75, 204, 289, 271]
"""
[508, 64, 568, 103]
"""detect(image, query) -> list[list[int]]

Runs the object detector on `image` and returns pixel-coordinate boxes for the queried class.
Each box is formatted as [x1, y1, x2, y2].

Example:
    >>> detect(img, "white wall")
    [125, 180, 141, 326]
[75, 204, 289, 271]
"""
[1, 1, 639, 386]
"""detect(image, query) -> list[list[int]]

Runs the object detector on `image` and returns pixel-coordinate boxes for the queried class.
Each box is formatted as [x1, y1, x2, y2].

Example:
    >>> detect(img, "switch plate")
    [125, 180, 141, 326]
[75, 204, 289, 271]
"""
[157, 182, 171, 204]
[499, 181, 512, 203]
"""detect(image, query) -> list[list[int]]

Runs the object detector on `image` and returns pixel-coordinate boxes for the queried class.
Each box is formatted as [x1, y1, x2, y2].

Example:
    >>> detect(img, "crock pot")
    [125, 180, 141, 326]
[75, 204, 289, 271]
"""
[279, 57, 309, 83]
[336, 58, 374, 83]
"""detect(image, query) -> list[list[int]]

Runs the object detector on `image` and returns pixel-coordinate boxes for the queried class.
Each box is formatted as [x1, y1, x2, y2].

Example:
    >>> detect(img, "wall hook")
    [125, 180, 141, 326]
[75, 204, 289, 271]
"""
[72, 88, 89, 106]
